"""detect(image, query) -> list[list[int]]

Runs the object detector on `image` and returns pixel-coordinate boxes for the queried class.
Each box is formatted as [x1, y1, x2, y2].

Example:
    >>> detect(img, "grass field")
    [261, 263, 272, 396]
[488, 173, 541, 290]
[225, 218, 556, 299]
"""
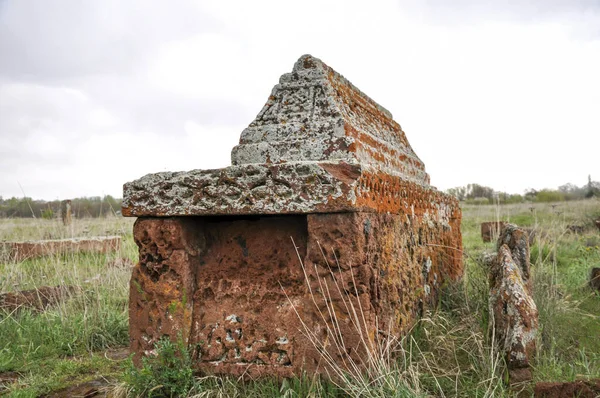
[0, 199, 599, 397]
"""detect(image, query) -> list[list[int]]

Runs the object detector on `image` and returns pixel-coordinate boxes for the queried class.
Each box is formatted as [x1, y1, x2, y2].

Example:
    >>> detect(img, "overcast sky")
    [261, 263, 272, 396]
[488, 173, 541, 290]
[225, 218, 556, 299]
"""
[1, 0, 599, 200]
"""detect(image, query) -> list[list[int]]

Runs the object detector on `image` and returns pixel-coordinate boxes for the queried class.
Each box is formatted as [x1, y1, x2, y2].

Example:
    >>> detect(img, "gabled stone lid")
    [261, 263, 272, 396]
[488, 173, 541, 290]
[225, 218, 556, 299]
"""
[122, 55, 456, 219]
[231, 55, 429, 185]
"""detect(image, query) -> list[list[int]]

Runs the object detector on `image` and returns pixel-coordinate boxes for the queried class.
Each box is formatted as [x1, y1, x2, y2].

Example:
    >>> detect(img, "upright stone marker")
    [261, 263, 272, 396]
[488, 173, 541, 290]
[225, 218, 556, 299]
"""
[123, 55, 463, 378]
[61, 200, 72, 226]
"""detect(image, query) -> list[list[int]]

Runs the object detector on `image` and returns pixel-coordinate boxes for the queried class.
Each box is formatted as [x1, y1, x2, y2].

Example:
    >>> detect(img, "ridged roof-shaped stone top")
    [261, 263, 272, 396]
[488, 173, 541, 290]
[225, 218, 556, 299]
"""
[232, 55, 429, 185]
[123, 55, 458, 219]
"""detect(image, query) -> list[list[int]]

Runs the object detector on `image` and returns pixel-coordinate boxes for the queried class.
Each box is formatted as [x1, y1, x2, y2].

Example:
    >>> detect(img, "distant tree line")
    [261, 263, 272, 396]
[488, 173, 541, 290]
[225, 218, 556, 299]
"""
[0, 195, 122, 218]
[446, 176, 600, 204]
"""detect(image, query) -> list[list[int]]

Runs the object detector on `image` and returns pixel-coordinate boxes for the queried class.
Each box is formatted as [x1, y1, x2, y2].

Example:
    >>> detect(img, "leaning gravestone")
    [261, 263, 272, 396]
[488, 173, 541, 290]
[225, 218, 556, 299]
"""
[122, 55, 463, 378]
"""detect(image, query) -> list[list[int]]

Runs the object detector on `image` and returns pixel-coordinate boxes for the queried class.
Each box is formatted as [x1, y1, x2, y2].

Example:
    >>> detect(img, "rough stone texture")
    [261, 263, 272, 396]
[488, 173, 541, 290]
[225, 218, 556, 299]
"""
[497, 224, 532, 291]
[0, 286, 80, 312]
[130, 212, 461, 378]
[122, 55, 447, 218]
[2, 236, 121, 262]
[124, 54, 463, 378]
[534, 380, 600, 398]
[481, 221, 508, 243]
[122, 162, 459, 218]
[231, 56, 427, 182]
[130, 218, 203, 361]
[590, 267, 600, 292]
[489, 225, 538, 384]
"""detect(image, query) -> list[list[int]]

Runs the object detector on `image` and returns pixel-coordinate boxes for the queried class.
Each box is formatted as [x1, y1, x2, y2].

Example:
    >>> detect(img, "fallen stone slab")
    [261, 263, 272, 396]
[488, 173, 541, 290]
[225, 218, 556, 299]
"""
[490, 224, 538, 384]
[534, 379, 600, 398]
[124, 54, 463, 379]
[1, 236, 121, 262]
[0, 285, 80, 312]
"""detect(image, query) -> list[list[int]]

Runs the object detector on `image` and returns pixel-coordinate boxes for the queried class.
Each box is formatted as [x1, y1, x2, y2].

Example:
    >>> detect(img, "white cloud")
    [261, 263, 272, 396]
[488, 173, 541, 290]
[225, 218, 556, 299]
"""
[0, 0, 599, 199]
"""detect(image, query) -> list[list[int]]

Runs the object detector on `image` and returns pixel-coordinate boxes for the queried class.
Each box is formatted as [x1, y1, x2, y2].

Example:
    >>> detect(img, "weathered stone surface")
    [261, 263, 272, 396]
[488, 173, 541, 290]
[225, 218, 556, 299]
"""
[125, 54, 463, 378]
[130, 218, 203, 362]
[0, 285, 80, 312]
[2, 236, 121, 262]
[231, 56, 427, 182]
[590, 267, 600, 292]
[489, 226, 538, 383]
[122, 162, 458, 218]
[497, 224, 532, 290]
[122, 55, 445, 218]
[534, 380, 600, 398]
[130, 212, 461, 378]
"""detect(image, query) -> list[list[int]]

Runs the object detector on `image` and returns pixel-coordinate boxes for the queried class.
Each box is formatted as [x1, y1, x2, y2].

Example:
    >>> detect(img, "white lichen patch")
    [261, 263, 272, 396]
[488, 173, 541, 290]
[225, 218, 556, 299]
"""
[276, 336, 289, 345]
[490, 244, 538, 372]
[226, 314, 240, 324]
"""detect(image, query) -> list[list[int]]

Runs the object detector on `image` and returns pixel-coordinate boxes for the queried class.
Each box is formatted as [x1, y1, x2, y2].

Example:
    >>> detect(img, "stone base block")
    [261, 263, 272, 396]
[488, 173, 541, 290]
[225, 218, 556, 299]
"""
[130, 212, 462, 378]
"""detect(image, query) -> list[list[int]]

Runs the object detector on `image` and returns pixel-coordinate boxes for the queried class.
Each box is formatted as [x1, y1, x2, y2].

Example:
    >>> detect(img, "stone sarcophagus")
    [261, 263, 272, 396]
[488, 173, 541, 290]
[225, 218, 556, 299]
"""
[123, 55, 463, 378]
